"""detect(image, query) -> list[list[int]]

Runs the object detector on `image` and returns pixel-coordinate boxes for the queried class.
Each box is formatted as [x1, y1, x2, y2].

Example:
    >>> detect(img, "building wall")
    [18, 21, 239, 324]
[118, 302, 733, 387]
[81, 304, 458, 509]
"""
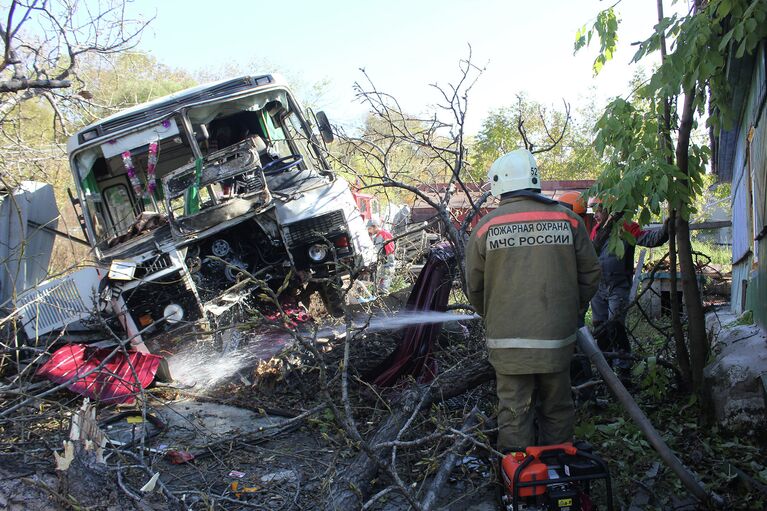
[730, 42, 767, 329]
[746, 237, 767, 327]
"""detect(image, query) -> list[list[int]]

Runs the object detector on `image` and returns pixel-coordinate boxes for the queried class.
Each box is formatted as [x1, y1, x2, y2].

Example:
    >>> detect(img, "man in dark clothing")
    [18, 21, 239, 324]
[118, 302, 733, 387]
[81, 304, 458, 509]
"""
[588, 198, 669, 358]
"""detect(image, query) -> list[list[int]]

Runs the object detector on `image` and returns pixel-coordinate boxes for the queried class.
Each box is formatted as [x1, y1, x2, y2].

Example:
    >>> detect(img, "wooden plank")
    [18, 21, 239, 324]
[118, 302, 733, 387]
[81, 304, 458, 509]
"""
[688, 220, 732, 230]
[644, 220, 731, 231]
[630, 249, 647, 299]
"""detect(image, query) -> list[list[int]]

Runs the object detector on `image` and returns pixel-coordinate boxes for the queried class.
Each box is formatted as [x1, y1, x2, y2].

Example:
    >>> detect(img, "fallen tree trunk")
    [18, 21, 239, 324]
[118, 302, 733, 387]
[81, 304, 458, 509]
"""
[55, 399, 112, 509]
[328, 385, 426, 511]
[326, 357, 494, 510]
[421, 407, 481, 510]
[577, 327, 724, 508]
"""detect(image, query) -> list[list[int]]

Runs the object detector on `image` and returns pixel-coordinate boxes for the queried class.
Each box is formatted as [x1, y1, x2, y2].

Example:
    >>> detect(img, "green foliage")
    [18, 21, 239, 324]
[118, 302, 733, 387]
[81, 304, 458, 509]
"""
[389, 273, 409, 294]
[76, 52, 197, 127]
[632, 356, 671, 401]
[469, 95, 603, 181]
[730, 309, 754, 326]
[640, 238, 732, 270]
[590, 93, 709, 222]
[8, 98, 57, 144]
[575, 8, 620, 75]
[308, 408, 338, 441]
[470, 109, 517, 177]
[711, 181, 731, 201]
[630, 0, 767, 131]
[576, 381, 767, 509]
[694, 240, 731, 267]
[578, 0, 767, 254]
[0, 51, 198, 273]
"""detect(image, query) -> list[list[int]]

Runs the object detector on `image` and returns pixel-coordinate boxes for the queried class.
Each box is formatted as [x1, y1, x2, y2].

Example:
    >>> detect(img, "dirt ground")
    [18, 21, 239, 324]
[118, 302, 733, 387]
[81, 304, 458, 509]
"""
[3, 274, 761, 510]
[0, 288, 504, 510]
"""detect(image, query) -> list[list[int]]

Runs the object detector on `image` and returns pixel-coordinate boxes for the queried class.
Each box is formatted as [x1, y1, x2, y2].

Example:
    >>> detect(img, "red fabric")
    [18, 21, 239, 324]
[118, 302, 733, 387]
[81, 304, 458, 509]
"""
[378, 229, 395, 255]
[36, 344, 162, 404]
[624, 221, 641, 238]
[590, 221, 642, 241]
[370, 244, 455, 387]
[475, 211, 579, 238]
[167, 450, 195, 464]
[262, 301, 312, 327]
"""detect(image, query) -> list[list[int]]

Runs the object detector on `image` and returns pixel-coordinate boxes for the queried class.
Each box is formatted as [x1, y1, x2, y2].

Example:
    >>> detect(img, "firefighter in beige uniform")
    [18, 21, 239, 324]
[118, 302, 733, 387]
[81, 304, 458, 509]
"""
[466, 149, 601, 451]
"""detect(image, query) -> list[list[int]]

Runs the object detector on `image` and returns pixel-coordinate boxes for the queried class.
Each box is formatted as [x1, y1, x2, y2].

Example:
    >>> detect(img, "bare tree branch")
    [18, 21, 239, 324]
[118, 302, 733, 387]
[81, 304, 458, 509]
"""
[0, 77, 71, 92]
[534, 99, 571, 154]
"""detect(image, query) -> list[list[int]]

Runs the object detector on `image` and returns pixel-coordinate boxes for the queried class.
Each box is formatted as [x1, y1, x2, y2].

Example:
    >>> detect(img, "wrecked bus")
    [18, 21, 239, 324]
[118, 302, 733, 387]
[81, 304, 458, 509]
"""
[16, 74, 375, 348]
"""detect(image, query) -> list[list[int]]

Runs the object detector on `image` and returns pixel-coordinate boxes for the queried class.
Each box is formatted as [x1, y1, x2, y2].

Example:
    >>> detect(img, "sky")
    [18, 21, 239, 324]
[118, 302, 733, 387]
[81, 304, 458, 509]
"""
[130, 0, 682, 135]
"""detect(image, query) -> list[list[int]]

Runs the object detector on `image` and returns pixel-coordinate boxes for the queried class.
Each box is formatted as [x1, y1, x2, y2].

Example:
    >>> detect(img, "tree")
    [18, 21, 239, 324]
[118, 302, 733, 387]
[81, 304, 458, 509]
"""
[470, 94, 603, 181]
[0, 2, 154, 279]
[0, 0, 153, 191]
[0, 0, 151, 140]
[320, 53, 504, 509]
[75, 52, 196, 125]
[331, 109, 460, 209]
[328, 55, 490, 288]
[575, 0, 767, 405]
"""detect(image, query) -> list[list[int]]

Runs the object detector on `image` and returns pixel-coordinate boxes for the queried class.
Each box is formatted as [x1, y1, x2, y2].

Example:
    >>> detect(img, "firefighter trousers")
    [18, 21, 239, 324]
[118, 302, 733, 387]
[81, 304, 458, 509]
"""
[495, 368, 574, 452]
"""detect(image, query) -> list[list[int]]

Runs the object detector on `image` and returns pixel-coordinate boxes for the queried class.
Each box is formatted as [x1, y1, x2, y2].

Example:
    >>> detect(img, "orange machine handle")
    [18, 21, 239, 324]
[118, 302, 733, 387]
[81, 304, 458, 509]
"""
[525, 442, 577, 459]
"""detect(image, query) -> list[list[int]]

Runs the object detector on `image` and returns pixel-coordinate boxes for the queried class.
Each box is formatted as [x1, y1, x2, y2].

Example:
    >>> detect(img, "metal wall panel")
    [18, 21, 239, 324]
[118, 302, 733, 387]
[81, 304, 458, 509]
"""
[751, 119, 766, 235]
[0, 182, 59, 306]
[731, 44, 767, 264]
[746, 237, 767, 329]
[731, 143, 751, 263]
[749, 44, 767, 236]
[731, 258, 749, 315]
[733, 237, 767, 329]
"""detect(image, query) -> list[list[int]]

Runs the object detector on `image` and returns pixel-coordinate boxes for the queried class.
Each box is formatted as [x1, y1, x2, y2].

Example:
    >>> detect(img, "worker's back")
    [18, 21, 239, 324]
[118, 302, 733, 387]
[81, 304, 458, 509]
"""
[466, 194, 600, 375]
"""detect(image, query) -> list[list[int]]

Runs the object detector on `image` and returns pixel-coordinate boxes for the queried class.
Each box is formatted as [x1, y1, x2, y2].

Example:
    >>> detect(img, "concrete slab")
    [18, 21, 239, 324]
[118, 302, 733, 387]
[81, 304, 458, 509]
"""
[704, 308, 767, 434]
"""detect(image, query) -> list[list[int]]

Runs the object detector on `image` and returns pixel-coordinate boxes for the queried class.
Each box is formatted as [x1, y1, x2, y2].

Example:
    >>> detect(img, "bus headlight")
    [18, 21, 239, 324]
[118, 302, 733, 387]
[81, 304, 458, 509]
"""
[163, 303, 184, 324]
[308, 244, 328, 262]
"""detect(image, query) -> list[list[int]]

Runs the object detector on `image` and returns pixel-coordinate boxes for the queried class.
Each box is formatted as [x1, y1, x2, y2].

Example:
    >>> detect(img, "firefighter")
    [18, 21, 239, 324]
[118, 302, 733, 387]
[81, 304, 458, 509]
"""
[367, 218, 396, 295]
[587, 197, 669, 367]
[558, 191, 589, 328]
[557, 191, 598, 396]
[466, 149, 601, 452]
[558, 191, 587, 217]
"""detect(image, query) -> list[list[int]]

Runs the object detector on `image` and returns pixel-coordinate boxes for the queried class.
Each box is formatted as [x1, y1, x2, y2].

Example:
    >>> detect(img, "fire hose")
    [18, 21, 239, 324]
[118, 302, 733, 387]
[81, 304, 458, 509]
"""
[577, 327, 725, 508]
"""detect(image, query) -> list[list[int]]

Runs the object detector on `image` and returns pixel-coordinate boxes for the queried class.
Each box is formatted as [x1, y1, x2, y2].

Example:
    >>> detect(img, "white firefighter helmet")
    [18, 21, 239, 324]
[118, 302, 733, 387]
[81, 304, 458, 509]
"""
[487, 149, 541, 197]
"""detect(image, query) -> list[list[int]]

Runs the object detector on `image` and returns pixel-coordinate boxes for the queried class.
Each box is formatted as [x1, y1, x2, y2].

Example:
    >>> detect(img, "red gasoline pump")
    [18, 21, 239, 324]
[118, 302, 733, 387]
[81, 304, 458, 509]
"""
[500, 442, 613, 511]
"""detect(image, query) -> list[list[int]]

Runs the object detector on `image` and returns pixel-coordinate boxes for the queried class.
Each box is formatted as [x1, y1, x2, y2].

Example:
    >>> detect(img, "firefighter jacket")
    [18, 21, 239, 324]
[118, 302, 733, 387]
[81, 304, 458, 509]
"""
[590, 220, 669, 286]
[466, 194, 601, 374]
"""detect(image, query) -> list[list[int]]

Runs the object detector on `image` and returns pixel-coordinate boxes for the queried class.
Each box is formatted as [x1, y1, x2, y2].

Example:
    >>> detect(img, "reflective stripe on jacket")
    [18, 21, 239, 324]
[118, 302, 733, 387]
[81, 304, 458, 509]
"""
[466, 195, 601, 374]
[486, 334, 576, 349]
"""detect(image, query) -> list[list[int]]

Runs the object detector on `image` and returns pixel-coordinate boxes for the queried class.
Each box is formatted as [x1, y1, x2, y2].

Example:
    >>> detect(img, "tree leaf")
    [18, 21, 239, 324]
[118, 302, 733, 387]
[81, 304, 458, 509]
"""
[736, 39, 747, 58]
[717, 0, 732, 19]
